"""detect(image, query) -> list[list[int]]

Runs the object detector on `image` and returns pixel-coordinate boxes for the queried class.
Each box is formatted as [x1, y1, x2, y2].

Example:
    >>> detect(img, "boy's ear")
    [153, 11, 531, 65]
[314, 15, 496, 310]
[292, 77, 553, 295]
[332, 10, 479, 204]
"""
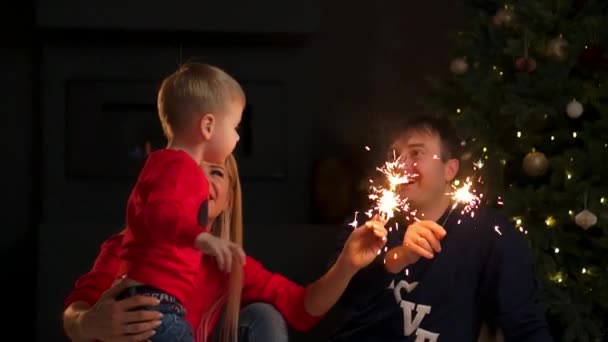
[200, 113, 216, 140]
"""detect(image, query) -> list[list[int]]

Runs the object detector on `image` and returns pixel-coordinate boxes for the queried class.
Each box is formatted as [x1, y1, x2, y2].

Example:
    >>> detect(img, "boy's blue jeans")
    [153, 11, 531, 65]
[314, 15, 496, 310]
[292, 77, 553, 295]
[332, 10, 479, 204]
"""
[118, 285, 194, 342]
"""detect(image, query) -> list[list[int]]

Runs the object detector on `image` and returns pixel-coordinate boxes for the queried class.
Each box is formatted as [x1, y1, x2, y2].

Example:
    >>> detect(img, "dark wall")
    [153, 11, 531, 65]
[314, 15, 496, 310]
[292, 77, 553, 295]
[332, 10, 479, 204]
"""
[2, 0, 462, 341]
[36, 0, 319, 33]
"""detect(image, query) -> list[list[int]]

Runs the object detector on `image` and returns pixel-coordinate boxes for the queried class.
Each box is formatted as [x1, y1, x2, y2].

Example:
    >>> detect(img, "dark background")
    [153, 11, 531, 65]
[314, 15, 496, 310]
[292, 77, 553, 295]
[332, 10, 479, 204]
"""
[2, 1, 462, 340]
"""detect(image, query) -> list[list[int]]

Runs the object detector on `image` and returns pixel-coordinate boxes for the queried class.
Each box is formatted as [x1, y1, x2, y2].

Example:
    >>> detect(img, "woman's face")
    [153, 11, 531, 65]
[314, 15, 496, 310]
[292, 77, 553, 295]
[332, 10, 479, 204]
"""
[201, 162, 231, 221]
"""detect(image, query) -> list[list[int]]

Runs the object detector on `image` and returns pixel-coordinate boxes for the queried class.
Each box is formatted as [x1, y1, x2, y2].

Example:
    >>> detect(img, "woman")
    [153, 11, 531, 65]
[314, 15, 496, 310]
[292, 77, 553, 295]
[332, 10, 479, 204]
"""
[63, 155, 388, 341]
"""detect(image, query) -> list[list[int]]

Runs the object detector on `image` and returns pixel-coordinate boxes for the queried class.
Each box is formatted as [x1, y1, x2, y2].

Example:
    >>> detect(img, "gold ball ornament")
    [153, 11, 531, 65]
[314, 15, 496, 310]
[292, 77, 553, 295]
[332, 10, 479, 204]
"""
[546, 36, 569, 62]
[575, 209, 597, 230]
[450, 57, 469, 75]
[492, 6, 515, 27]
[566, 99, 584, 119]
[522, 151, 549, 177]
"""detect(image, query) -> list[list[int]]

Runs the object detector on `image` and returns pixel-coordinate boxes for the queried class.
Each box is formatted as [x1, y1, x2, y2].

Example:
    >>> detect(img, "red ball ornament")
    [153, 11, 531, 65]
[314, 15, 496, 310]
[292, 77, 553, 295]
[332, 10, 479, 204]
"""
[579, 45, 607, 67]
[515, 56, 537, 72]
[574, 0, 587, 11]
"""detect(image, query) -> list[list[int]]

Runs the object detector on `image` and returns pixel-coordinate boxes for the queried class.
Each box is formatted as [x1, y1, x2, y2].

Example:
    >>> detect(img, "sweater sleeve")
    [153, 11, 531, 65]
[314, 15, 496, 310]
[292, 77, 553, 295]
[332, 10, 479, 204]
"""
[329, 219, 395, 311]
[134, 159, 209, 249]
[64, 231, 125, 308]
[480, 215, 554, 342]
[241, 257, 323, 332]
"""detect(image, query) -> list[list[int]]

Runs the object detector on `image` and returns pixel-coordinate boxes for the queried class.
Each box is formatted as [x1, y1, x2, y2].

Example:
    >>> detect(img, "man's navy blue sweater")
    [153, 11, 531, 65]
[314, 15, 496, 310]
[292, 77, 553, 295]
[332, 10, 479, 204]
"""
[329, 205, 553, 341]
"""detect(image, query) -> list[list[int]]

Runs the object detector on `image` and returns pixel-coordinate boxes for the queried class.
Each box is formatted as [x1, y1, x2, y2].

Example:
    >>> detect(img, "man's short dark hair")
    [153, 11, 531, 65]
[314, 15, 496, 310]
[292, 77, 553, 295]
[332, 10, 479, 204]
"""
[388, 114, 462, 161]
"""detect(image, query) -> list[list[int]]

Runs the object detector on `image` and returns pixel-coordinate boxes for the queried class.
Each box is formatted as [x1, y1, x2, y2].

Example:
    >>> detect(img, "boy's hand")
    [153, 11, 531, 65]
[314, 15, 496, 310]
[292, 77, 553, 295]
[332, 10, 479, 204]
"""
[339, 216, 388, 272]
[195, 232, 246, 273]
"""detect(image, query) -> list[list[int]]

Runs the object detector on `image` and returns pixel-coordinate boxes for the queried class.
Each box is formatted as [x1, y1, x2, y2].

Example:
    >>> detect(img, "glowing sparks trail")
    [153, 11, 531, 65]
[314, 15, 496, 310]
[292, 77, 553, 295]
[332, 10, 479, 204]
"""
[368, 152, 419, 221]
[497, 196, 504, 206]
[444, 158, 484, 225]
[348, 211, 360, 228]
[449, 176, 482, 217]
[494, 225, 502, 235]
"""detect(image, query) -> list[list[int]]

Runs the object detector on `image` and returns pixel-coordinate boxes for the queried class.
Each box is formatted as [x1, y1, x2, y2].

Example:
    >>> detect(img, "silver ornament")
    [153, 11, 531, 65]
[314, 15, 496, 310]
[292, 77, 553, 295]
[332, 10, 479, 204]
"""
[575, 209, 597, 230]
[492, 7, 514, 27]
[566, 99, 584, 119]
[546, 36, 569, 62]
[450, 57, 469, 75]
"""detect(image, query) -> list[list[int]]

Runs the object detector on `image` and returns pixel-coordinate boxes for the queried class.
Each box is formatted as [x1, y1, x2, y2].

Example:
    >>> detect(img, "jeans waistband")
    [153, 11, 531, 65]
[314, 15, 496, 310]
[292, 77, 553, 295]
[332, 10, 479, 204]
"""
[118, 285, 187, 315]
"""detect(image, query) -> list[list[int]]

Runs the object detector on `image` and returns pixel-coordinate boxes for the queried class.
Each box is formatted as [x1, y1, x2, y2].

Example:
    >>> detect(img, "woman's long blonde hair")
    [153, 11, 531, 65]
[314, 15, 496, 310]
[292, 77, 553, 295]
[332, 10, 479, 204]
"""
[199, 154, 244, 342]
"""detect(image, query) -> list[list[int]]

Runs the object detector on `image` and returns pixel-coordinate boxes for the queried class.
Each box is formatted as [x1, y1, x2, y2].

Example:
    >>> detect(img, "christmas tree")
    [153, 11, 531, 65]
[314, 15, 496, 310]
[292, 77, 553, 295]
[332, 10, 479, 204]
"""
[425, 0, 608, 340]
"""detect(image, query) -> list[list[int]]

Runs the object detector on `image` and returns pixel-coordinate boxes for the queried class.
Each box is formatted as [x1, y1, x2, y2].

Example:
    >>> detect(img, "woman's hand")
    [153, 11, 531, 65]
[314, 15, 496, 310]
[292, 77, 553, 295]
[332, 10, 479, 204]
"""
[195, 232, 246, 273]
[78, 278, 162, 342]
[339, 216, 388, 273]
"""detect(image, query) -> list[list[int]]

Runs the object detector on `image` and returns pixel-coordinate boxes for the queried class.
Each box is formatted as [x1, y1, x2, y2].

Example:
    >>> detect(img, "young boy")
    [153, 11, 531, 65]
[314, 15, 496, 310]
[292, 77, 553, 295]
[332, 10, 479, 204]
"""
[117, 62, 246, 341]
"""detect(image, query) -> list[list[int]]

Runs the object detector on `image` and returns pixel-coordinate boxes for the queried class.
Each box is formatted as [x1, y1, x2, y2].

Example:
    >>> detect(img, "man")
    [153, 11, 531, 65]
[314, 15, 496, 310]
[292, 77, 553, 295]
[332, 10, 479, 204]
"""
[328, 114, 553, 341]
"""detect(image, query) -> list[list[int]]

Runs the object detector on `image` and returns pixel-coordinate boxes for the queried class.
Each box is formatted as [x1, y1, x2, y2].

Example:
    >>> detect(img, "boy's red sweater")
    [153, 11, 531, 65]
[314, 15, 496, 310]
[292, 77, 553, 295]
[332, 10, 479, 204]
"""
[118, 149, 209, 304]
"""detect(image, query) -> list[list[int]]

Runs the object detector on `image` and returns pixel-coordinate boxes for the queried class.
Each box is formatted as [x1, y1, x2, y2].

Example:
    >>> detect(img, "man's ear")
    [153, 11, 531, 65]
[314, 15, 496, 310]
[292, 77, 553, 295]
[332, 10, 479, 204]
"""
[444, 158, 460, 182]
[199, 113, 216, 140]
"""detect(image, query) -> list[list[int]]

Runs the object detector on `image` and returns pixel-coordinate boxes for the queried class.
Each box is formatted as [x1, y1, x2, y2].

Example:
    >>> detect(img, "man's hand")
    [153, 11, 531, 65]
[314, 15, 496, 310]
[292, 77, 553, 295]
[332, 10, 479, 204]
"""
[79, 278, 162, 342]
[195, 232, 246, 273]
[339, 216, 388, 273]
[384, 220, 446, 273]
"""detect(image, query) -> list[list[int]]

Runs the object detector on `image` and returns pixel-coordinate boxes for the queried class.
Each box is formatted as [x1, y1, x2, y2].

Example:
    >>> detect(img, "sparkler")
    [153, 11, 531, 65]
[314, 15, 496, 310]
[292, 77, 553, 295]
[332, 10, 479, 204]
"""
[368, 151, 419, 222]
[449, 176, 482, 217]
[350, 148, 418, 230]
[442, 159, 483, 225]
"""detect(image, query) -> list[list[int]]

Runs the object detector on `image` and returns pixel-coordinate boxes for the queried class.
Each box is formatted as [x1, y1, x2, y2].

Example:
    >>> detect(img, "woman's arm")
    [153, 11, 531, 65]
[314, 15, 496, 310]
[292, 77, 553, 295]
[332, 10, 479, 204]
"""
[241, 218, 387, 331]
[304, 219, 387, 315]
[63, 301, 93, 342]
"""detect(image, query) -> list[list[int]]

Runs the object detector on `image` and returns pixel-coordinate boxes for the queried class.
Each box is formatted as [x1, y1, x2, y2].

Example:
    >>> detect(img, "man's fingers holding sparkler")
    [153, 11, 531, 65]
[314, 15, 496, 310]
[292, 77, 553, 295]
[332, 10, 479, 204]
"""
[384, 220, 446, 273]
[403, 220, 447, 259]
[404, 234, 435, 260]
[414, 221, 445, 253]
[417, 220, 447, 239]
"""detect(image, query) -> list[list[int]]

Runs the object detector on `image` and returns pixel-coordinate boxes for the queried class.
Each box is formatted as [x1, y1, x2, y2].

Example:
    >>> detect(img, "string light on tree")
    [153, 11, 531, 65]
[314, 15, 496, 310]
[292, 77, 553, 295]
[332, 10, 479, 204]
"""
[551, 272, 564, 283]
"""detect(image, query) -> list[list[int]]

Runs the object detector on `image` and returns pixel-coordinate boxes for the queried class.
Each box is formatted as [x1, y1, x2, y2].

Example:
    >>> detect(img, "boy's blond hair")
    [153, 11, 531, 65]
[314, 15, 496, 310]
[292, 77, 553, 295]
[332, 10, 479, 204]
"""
[157, 62, 245, 141]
